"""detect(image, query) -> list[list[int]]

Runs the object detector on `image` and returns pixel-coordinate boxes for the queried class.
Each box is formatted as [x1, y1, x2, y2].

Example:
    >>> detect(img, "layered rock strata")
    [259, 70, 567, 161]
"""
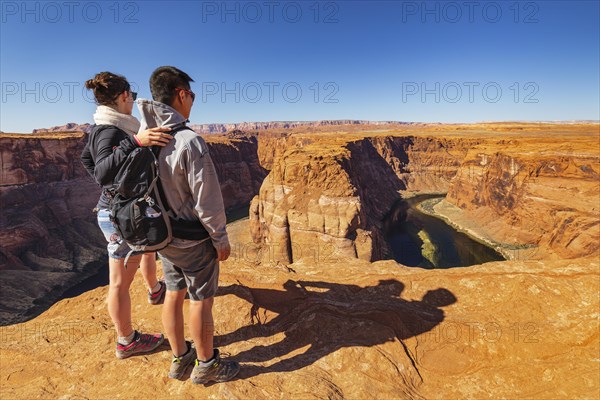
[249, 135, 479, 263]
[0, 133, 105, 324]
[441, 134, 600, 260]
[250, 126, 599, 264]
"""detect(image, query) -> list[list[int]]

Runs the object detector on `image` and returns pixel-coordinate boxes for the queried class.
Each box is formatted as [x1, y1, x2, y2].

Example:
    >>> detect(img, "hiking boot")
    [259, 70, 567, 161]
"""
[168, 341, 196, 379]
[115, 331, 164, 359]
[148, 280, 166, 305]
[191, 349, 240, 384]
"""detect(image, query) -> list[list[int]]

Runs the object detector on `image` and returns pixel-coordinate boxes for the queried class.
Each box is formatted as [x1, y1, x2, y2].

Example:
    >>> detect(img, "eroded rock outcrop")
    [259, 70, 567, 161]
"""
[205, 136, 268, 210]
[249, 134, 478, 263]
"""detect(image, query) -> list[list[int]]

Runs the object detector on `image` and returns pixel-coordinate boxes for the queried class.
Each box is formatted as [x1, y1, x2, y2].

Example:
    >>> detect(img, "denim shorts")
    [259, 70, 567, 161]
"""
[97, 208, 144, 259]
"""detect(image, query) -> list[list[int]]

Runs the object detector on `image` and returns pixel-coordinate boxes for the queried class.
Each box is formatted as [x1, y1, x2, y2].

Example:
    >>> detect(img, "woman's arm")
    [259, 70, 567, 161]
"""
[80, 139, 96, 178]
[92, 125, 174, 187]
[92, 126, 139, 186]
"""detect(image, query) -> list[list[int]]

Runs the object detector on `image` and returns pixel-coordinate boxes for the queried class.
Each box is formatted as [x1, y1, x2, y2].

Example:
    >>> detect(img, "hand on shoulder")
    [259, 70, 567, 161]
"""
[135, 127, 173, 147]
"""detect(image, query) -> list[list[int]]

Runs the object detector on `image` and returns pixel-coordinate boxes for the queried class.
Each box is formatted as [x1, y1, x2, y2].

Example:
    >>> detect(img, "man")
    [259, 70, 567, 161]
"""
[137, 66, 240, 384]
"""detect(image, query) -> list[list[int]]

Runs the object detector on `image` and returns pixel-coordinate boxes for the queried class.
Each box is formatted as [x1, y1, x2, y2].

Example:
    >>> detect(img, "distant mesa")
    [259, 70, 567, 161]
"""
[188, 120, 417, 134]
[27, 120, 418, 135]
[31, 122, 92, 134]
[25, 119, 599, 136]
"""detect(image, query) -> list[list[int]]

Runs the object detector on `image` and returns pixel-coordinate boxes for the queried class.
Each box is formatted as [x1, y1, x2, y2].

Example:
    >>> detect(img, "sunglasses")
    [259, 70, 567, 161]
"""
[176, 87, 195, 102]
[113, 88, 137, 102]
[118, 90, 137, 101]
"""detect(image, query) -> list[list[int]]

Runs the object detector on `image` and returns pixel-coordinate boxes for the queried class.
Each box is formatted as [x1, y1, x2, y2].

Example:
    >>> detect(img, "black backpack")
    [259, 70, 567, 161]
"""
[108, 125, 210, 254]
[108, 144, 172, 253]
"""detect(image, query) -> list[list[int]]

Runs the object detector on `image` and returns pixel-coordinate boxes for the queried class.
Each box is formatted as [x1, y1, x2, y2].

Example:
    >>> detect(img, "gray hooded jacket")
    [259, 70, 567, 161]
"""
[137, 99, 229, 250]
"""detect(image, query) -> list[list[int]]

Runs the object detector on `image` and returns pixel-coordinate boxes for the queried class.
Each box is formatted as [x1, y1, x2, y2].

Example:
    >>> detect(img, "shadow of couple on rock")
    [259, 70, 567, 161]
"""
[215, 278, 456, 380]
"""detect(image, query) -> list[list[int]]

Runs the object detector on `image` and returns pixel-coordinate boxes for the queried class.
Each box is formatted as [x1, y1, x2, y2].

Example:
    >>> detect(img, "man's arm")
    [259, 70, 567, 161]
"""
[183, 136, 230, 260]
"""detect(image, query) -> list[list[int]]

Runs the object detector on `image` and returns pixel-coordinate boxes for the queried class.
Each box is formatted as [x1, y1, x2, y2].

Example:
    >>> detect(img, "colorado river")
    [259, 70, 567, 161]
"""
[385, 194, 505, 268]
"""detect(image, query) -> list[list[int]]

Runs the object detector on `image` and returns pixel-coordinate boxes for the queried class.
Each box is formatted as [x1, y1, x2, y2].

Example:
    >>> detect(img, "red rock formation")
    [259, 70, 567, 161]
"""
[0, 133, 105, 324]
[1, 123, 599, 397]
[0, 133, 102, 264]
[202, 135, 268, 210]
[250, 125, 599, 264]
[249, 134, 475, 263]
[443, 134, 600, 260]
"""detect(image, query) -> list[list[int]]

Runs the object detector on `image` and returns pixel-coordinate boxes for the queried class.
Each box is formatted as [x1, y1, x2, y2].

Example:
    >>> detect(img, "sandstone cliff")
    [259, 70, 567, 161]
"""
[204, 135, 268, 210]
[441, 131, 600, 260]
[0, 218, 597, 399]
[0, 133, 105, 324]
[4, 124, 598, 326]
[249, 133, 480, 263]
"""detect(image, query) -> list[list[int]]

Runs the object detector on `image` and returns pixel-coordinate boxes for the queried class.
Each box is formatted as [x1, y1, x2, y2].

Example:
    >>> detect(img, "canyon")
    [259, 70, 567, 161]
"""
[248, 124, 599, 265]
[0, 122, 598, 398]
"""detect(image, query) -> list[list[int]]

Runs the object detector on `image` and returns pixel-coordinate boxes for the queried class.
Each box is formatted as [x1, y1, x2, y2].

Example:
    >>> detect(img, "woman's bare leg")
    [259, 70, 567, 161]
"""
[107, 254, 142, 337]
[139, 252, 159, 291]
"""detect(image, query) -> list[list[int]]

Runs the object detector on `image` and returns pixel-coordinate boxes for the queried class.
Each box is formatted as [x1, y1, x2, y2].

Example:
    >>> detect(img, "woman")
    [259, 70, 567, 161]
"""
[81, 71, 172, 359]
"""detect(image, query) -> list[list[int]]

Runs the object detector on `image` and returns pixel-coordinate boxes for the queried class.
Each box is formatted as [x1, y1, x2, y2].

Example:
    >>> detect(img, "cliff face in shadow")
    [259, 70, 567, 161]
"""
[0, 133, 105, 324]
[205, 135, 268, 209]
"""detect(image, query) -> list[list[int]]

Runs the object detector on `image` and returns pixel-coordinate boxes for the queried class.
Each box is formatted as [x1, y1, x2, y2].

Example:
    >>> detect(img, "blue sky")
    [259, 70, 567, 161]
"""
[1, 0, 599, 132]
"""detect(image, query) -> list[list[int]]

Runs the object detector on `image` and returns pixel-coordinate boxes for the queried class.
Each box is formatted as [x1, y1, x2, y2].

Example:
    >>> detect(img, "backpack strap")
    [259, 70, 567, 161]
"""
[150, 123, 193, 157]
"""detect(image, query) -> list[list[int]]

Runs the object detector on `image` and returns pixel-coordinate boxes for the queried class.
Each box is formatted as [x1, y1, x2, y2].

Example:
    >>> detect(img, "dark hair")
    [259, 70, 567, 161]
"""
[149, 66, 194, 106]
[85, 72, 130, 106]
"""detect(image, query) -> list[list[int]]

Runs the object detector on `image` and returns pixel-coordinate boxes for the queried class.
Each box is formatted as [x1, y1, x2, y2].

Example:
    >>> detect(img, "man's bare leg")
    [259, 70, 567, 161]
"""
[163, 288, 188, 356]
[189, 296, 215, 361]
